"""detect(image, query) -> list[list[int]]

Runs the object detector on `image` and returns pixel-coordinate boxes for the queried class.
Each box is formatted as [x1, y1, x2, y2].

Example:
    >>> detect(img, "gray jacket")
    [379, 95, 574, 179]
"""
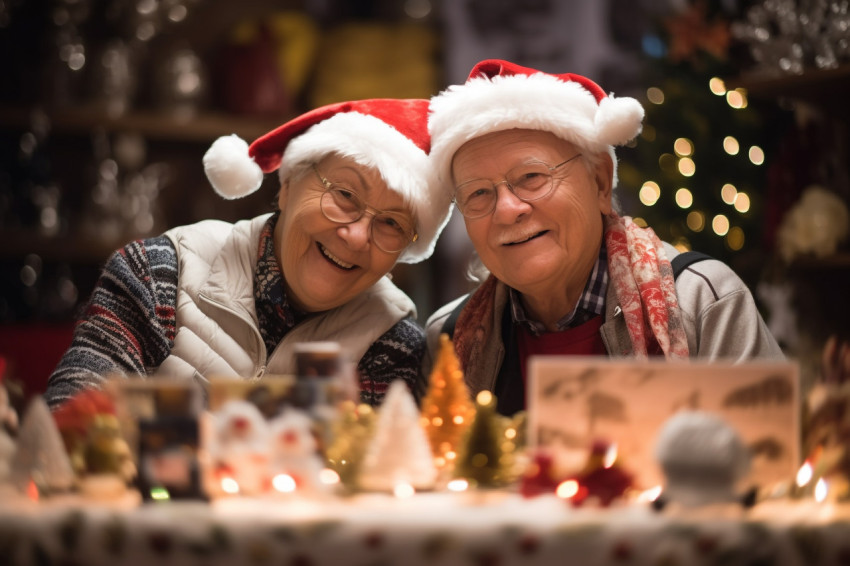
[425, 243, 784, 399]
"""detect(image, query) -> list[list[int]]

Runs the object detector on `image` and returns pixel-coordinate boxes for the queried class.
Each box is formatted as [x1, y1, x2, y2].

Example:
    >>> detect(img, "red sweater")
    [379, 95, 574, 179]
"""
[516, 315, 606, 384]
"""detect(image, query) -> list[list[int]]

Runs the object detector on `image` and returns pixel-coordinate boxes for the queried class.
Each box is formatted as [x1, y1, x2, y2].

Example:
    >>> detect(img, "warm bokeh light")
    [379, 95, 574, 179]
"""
[726, 88, 747, 108]
[726, 226, 745, 250]
[675, 188, 693, 208]
[723, 136, 739, 155]
[447, 479, 469, 492]
[709, 77, 726, 95]
[647, 87, 665, 104]
[476, 390, 493, 406]
[734, 192, 751, 213]
[721, 183, 737, 204]
[712, 214, 730, 236]
[221, 477, 240, 494]
[394, 482, 415, 498]
[641, 124, 657, 142]
[673, 138, 693, 156]
[603, 443, 618, 469]
[636, 485, 663, 503]
[556, 479, 580, 499]
[639, 181, 661, 206]
[319, 468, 341, 485]
[273, 474, 297, 493]
[749, 146, 765, 165]
[797, 461, 813, 487]
[816, 478, 828, 502]
[678, 157, 695, 177]
[686, 211, 705, 232]
[632, 217, 648, 228]
[672, 237, 692, 252]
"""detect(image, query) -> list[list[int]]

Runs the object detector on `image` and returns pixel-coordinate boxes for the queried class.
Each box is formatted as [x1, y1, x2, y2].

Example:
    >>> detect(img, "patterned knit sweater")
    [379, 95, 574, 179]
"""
[46, 213, 425, 409]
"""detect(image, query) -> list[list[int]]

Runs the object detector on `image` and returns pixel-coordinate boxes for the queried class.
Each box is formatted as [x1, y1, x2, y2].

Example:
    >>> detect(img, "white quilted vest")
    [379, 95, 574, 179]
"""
[158, 214, 416, 385]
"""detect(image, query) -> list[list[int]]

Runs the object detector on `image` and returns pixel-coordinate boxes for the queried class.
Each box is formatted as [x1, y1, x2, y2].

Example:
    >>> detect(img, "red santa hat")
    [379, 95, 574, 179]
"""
[428, 59, 645, 189]
[203, 98, 451, 264]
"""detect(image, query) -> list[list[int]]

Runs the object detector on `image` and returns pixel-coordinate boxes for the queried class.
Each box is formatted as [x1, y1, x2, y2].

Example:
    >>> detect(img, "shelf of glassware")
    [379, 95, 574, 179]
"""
[0, 104, 284, 143]
[730, 64, 850, 107]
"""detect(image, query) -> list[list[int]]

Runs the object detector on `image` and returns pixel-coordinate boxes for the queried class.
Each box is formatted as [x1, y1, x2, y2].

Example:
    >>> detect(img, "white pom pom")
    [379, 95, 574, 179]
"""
[595, 96, 645, 147]
[203, 134, 264, 199]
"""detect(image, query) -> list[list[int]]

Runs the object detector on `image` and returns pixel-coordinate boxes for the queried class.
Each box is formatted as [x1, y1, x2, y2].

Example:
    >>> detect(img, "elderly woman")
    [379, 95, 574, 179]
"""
[425, 59, 783, 416]
[46, 99, 452, 409]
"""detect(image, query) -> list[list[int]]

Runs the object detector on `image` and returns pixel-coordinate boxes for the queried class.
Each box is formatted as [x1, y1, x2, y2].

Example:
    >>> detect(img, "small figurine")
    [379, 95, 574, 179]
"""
[210, 400, 271, 496]
[654, 410, 751, 509]
[267, 409, 326, 496]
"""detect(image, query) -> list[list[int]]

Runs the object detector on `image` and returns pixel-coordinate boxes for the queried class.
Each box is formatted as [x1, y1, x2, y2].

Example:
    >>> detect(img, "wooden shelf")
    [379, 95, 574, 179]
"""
[729, 64, 850, 109]
[788, 252, 850, 270]
[0, 105, 287, 143]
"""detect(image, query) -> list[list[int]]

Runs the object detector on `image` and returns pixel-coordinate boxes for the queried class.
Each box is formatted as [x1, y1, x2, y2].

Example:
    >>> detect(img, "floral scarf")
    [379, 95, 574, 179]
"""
[454, 213, 689, 370]
[603, 213, 689, 359]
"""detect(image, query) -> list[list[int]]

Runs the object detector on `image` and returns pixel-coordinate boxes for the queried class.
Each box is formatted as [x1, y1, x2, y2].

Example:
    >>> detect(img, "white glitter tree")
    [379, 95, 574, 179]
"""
[358, 380, 436, 492]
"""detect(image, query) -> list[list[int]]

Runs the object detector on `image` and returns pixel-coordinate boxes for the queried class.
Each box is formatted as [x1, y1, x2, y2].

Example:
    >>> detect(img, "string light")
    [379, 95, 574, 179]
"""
[748, 146, 765, 165]
[678, 157, 695, 177]
[686, 211, 705, 232]
[723, 136, 739, 155]
[675, 188, 693, 208]
[639, 181, 661, 206]
[709, 77, 726, 95]
[646, 87, 665, 104]
[734, 192, 751, 213]
[673, 138, 693, 156]
[726, 226, 745, 250]
[721, 183, 737, 204]
[726, 89, 748, 109]
[712, 214, 730, 236]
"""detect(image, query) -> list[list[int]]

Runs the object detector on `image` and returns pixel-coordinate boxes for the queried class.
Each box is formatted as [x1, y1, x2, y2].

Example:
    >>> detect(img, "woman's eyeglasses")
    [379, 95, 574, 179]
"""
[313, 165, 418, 254]
[453, 154, 583, 219]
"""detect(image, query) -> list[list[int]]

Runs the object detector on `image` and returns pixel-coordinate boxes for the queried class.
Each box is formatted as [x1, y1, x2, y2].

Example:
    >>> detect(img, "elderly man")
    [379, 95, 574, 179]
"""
[425, 59, 783, 416]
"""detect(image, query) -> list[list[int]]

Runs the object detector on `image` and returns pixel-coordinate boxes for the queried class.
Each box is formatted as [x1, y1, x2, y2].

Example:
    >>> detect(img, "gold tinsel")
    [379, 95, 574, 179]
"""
[420, 334, 475, 476]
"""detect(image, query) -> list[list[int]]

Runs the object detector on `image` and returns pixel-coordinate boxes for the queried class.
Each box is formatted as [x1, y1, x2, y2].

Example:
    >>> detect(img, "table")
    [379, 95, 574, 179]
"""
[0, 489, 847, 566]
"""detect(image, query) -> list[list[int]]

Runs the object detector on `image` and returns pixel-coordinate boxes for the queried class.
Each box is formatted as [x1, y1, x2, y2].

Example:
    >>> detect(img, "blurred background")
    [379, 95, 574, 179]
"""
[0, 0, 848, 396]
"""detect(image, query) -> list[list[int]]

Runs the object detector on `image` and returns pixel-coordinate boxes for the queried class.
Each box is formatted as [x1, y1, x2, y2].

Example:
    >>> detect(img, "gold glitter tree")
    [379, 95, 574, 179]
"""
[420, 334, 475, 476]
[323, 401, 376, 490]
[455, 390, 513, 488]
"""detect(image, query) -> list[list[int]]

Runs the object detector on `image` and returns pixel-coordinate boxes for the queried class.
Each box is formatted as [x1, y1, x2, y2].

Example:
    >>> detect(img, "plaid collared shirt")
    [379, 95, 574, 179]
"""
[509, 242, 608, 336]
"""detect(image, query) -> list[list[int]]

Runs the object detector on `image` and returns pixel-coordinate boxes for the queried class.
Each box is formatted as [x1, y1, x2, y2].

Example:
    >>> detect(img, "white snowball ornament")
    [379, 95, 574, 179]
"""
[654, 410, 751, 508]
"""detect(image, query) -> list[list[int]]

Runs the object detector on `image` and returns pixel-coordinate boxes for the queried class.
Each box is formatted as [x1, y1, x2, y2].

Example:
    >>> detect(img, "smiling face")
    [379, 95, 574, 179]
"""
[452, 129, 613, 305]
[274, 154, 413, 312]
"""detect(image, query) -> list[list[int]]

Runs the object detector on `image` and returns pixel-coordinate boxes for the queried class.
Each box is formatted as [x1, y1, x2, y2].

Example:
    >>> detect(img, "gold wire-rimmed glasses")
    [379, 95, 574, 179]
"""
[313, 165, 418, 254]
[453, 154, 583, 219]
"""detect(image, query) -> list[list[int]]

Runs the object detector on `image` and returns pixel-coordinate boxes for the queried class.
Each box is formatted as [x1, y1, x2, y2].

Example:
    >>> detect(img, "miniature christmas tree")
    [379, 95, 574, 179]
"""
[358, 380, 436, 492]
[324, 401, 376, 489]
[420, 334, 475, 475]
[10, 397, 75, 494]
[454, 391, 512, 488]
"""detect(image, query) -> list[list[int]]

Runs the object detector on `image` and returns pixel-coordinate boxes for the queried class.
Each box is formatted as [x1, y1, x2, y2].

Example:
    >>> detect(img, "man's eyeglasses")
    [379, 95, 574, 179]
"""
[313, 165, 418, 254]
[453, 154, 583, 219]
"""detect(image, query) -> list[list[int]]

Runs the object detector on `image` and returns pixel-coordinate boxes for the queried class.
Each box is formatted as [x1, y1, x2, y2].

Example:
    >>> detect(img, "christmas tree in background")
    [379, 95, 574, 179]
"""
[616, 0, 788, 274]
